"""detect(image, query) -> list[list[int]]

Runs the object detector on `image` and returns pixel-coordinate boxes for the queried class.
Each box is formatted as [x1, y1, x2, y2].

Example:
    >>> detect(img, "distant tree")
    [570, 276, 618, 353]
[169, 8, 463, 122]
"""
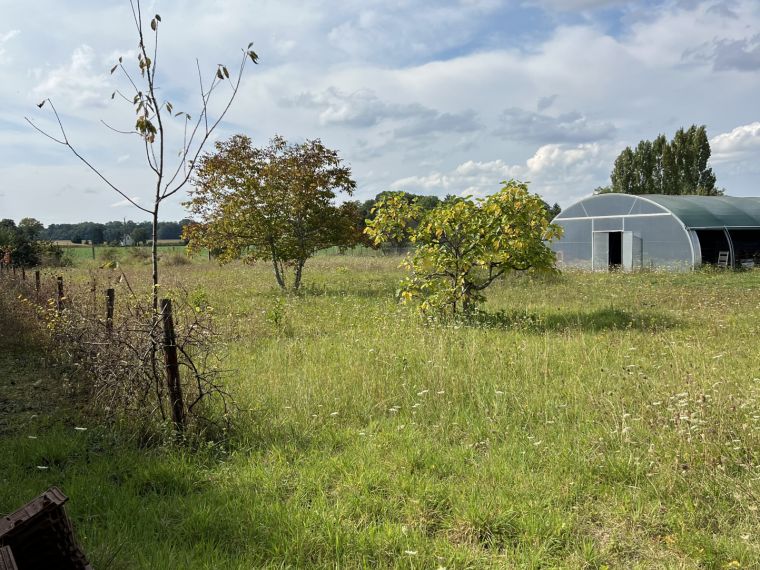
[131, 227, 149, 245]
[541, 201, 561, 220]
[157, 221, 181, 240]
[91, 225, 106, 245]
[18, 218, 45, 242]
[610, 125, 720, 196]
[365, 181, 562, 315]
[0, 218, 61, 266]
[184, 135, 361, 290]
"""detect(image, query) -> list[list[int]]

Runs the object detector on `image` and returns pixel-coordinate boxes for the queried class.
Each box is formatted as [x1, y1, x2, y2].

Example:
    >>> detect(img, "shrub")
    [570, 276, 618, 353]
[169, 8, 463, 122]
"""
[163, 253, 191, 267]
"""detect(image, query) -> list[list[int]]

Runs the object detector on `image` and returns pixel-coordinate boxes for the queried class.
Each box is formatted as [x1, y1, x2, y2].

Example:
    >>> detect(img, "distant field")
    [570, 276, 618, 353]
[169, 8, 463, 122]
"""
[59, 243, 192, 262]
[1, 258, 758, 568]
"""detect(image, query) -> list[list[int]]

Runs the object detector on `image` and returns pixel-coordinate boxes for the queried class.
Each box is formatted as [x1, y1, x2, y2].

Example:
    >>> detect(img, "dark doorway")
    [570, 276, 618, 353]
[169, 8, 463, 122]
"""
[695, 230, 731, 266]
[608, 231, 622, 267]
[727, 229, 760, 267]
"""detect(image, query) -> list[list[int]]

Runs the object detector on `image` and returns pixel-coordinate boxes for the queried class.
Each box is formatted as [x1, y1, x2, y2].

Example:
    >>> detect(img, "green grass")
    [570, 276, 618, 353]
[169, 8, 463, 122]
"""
[59, 243, 192, 264]
[1, 258, 758, 568]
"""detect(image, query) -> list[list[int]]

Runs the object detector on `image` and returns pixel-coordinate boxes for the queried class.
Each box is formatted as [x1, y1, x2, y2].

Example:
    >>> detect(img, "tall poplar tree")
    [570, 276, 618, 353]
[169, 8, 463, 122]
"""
[608, 125, 720, 196]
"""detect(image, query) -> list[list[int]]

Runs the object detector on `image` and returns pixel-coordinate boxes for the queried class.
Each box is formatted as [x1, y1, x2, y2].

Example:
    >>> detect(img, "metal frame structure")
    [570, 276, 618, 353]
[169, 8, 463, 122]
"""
[551, 194, 760, 271]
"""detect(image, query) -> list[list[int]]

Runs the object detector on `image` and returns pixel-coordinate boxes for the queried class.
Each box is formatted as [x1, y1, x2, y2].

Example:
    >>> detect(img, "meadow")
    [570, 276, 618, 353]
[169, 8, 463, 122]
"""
[0, 253, 758, 568]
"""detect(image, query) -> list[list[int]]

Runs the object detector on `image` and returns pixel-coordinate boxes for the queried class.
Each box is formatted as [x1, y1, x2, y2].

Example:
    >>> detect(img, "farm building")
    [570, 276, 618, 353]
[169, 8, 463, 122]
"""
[550, 194, 760, 271]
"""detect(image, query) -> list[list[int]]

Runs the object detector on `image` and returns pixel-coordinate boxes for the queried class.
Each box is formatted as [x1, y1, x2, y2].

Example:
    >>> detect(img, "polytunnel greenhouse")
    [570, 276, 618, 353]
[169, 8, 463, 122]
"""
[550, 194, 760, 271]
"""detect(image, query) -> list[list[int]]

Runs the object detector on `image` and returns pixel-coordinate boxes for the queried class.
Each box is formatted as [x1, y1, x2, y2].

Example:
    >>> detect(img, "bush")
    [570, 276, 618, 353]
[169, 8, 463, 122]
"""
[128, 247, 151, 263]
[99, 247, 121, 263]
[163, 253, 191, 266]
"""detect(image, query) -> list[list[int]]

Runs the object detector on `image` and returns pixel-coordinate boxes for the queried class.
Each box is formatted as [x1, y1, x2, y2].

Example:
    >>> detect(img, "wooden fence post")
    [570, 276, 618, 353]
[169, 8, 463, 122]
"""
[34, 271, 40, 296]
[21, 267, 25, 281]
[90, 281, 96, 316]
[105, 288, 115, 335]
[160, 299, 185, 431]
[56, 276, 64, 312]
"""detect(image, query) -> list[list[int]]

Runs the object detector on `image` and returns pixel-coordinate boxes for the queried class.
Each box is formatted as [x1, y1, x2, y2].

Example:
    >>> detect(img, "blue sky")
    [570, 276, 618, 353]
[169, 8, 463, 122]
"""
[1, 0, 759, 223]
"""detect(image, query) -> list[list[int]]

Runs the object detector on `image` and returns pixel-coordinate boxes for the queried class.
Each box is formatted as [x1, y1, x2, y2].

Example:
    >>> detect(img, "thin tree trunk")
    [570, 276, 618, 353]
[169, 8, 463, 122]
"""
[294, 259, 305, 290]
[151, 209, 159, 313]
[271, 255, 285, 289]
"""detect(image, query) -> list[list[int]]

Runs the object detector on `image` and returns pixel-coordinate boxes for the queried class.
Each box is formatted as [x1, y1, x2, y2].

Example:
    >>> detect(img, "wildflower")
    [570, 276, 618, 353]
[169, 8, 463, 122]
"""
[329, 412, 338, 417]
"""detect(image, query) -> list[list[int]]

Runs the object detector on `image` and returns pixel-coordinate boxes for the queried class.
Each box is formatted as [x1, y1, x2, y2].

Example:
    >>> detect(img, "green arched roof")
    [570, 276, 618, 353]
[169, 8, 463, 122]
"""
[642, 195, 760, 228]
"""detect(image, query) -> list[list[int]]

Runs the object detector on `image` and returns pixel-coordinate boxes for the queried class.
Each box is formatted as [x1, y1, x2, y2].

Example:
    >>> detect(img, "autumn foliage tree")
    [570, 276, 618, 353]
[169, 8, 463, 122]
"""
[365, 181, 562, 315]
[184, 135, 361, 289]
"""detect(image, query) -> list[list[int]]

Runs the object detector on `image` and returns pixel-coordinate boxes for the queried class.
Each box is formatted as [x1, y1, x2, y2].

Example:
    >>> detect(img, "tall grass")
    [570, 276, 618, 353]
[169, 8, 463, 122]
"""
[1, 258, 758, 568]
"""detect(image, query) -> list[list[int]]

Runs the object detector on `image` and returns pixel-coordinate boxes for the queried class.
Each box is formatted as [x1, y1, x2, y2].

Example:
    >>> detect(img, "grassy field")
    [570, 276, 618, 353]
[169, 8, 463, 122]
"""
[1, 256, 758, 568]
[58, 243, 191, 263]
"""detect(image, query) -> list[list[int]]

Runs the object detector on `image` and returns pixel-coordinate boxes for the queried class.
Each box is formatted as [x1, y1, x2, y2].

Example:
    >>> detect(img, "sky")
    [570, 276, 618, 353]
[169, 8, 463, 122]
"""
[1, 0, 759, 224]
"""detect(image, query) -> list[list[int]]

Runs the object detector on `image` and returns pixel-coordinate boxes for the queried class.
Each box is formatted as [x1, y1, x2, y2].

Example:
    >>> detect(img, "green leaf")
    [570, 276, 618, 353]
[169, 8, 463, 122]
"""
[111, 92, 116, 100]
[248, 50, 259, 64]
[166, 102, 173, 113]
[110, 64, 118, 74]
[155, 14, 161, 21]
[37, 100, 46, 109]
[247, 41, 254, 49]
[216, 68, 224, 80]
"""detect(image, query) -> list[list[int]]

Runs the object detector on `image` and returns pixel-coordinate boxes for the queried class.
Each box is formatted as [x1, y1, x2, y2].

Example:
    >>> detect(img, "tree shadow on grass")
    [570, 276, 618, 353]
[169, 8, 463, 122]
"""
[468, 307, 678, 333]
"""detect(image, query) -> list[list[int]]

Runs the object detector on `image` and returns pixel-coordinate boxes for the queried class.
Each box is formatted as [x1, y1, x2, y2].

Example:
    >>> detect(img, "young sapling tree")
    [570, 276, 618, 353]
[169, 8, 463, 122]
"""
[26, 0, 259, 312]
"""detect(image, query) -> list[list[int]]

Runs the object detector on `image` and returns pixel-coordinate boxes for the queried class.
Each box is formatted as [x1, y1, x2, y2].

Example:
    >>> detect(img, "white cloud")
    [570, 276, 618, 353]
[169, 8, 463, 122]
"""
[391, 142, 615, 203]
[0, 29, 20, 63]
[283, 87, 480, 137]
[528, 0, 627, 9]
[2, 0, 760, 223]
[110, 196, 141, 208]
[710, 122, 760, 163]
[495, 107, 616, 143]
[33, 44, 110, 108]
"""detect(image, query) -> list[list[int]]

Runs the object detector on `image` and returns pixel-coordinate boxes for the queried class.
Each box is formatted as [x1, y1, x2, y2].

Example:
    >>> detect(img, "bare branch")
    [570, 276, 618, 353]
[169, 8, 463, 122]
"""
[27, 100, 151, 214]
[100, 119, 138, 135]
[162, 50, 249, 200]
[144, 140, 160, 175]
[24, 117, 67, 145]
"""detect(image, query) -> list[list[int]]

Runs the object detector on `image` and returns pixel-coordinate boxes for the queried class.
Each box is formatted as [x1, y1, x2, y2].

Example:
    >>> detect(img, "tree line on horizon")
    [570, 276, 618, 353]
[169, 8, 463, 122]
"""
[14, 195, 563, 248]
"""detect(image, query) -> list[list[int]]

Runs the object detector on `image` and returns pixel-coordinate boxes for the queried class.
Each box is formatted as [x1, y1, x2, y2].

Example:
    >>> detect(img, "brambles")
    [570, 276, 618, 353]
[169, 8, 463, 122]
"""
[4, 270, 231, 434]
